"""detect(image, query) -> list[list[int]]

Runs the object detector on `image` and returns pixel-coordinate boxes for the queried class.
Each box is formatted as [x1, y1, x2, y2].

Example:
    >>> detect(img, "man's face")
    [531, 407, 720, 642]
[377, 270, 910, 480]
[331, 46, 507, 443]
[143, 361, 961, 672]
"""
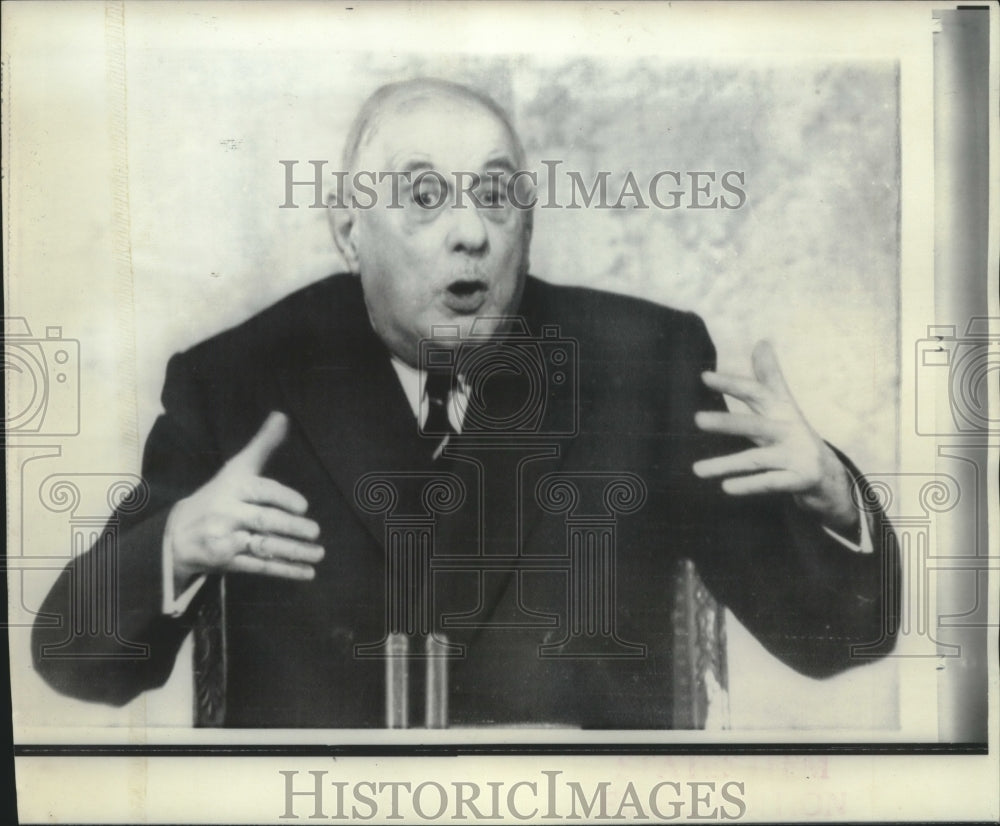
[345, 95, 532, 366]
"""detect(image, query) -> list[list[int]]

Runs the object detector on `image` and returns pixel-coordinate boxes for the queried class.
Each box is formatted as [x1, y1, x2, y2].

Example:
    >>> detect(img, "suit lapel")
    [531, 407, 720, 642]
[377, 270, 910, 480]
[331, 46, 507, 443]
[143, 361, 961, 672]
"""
[275, 294, 436, 550]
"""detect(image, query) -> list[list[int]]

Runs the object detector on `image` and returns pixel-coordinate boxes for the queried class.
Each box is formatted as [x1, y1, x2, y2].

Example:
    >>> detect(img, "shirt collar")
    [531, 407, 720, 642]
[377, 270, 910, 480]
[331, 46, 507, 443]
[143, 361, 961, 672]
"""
[389, 356, 423, 419]
[389, 355, 466, 429]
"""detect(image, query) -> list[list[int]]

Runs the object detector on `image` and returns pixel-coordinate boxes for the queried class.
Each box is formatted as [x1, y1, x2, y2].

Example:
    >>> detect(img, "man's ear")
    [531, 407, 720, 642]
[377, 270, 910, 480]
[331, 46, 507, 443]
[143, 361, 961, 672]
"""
[327, 194, 360, 272]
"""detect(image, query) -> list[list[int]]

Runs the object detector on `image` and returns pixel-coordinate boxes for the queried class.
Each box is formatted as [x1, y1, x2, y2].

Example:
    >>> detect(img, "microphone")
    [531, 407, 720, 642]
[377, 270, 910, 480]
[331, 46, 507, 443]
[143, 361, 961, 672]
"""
[384, 632, 450, 729]
[385, 633, 409, 729]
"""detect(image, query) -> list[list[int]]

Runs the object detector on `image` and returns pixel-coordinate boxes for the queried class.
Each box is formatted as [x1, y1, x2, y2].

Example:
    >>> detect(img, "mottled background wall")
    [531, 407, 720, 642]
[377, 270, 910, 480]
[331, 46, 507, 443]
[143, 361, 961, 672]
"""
[14, 39, 901, 728]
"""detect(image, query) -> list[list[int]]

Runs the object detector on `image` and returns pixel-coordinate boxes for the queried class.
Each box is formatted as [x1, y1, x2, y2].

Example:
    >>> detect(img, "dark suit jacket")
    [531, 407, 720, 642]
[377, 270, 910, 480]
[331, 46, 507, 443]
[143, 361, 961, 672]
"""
[32, 274, 899, 728]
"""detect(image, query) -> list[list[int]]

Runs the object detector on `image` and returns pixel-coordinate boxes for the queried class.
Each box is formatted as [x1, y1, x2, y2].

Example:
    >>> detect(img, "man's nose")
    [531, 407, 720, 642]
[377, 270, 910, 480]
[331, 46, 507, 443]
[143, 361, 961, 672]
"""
[446, 205, 488, 254]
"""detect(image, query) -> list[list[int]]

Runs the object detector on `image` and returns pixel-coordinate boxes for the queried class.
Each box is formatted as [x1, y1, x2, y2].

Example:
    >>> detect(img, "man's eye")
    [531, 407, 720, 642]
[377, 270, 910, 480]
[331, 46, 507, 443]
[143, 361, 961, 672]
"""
[411, 179, 444, 208]
[479, 186, 507, 207]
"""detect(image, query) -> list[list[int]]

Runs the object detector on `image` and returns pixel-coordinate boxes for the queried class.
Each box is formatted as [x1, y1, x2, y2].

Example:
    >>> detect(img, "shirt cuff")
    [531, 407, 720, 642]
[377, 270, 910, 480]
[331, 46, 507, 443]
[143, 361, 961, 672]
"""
[822, 503, 874, 554]
[162, 532, 207, 616]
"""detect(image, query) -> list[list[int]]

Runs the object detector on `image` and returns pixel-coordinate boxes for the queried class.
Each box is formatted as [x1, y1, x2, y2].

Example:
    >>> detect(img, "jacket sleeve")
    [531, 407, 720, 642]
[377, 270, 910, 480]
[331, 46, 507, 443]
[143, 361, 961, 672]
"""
[31, 351, 224, 705]
[675, 316, 901, 678]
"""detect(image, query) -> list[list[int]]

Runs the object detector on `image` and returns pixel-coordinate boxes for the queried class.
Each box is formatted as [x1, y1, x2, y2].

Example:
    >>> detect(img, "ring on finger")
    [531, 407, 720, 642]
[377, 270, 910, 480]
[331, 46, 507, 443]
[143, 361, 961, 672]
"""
[246, 533, 271, 559]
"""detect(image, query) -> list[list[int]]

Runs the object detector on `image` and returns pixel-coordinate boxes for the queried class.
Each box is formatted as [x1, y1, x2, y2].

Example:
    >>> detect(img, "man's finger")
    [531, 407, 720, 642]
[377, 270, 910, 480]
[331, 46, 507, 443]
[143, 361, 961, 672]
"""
[225, 554, 317, 580]
[242, 476, 309, 514]
[701, 371, 767, 409]
[751, 340, 791, 396]
[720, 470, 801, 496]
[230, 411, 290, 474]
[692, 447, 781, 479]
[235, 503, 320, 541]
[244, 534, 325, 565]
[694, 410, 784, 441]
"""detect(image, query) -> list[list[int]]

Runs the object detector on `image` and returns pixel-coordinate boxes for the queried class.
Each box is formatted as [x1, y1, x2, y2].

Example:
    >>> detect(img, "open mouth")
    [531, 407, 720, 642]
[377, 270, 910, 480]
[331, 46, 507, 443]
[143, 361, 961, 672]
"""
[443, 280, 488, 313]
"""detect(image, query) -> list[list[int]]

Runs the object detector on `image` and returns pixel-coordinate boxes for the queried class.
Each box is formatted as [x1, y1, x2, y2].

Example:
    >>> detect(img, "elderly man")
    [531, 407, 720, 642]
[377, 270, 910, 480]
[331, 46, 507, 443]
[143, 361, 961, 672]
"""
[33, 78, 897, 728]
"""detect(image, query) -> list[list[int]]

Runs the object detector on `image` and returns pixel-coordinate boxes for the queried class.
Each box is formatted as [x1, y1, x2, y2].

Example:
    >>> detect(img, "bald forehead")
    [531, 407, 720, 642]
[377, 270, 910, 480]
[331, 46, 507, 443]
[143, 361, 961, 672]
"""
[343, 80, 525, 171]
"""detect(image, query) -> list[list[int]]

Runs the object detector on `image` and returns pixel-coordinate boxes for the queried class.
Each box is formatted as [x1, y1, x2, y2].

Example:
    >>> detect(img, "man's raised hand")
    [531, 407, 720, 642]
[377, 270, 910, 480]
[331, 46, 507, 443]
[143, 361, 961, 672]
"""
[692, 340, 859, 534]
[165, 411, 324, 589]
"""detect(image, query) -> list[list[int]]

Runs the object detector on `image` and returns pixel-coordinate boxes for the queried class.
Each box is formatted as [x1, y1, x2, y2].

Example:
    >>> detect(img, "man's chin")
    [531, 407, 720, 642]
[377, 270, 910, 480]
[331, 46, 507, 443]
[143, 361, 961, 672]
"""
[447, 313, 514, 340]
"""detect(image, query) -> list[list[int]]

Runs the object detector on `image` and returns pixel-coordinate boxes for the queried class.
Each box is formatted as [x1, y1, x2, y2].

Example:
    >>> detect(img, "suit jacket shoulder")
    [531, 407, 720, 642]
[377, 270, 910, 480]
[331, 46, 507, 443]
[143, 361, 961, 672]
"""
[175, 274, 375, 376]
[173, 273, 714, 393]
[521, 276, 711, 355]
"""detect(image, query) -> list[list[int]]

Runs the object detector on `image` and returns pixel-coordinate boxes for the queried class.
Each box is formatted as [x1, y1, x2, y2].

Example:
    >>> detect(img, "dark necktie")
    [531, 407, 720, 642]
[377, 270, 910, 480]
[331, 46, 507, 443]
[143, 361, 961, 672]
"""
[424, 369, 456, 457]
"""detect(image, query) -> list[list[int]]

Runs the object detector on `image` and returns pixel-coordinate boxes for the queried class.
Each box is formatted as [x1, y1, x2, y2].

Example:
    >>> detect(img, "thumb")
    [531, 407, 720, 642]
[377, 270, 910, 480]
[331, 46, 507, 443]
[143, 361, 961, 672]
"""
[230, 411, 289, 474]
[751, 339, 791, 396]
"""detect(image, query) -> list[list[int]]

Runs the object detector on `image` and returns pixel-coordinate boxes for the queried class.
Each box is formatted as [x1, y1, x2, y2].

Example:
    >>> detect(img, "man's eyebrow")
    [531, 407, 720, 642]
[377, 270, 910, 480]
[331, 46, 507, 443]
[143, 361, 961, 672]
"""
[395, 158, 434, 175]
[385, 154, 519, 176]
[482, 156, 518, 174]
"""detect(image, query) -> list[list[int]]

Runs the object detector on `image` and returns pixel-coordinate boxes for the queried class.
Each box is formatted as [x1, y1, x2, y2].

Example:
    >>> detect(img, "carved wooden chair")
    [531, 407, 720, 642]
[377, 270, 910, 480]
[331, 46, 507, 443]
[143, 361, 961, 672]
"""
[670, 558, 730, 730]
[193, 560, 730, 729]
